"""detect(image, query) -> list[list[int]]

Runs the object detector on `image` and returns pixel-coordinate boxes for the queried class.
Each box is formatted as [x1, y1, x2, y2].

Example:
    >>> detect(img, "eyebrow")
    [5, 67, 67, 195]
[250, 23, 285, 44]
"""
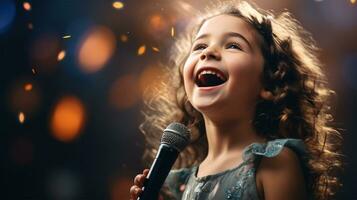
[194, 32, 253, 50]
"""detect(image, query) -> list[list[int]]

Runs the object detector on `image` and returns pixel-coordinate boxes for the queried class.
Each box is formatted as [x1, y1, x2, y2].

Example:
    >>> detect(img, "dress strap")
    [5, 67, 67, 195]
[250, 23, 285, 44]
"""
[242, 138, 308, 162]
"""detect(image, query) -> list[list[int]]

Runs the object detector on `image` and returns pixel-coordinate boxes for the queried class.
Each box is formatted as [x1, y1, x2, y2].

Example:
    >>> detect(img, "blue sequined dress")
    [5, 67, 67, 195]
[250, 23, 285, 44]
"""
[163, 138, 309, 200]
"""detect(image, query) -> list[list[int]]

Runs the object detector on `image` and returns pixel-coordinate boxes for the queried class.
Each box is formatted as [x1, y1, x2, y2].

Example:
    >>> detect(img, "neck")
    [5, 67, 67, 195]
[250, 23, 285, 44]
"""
[203, 115, 266, 161]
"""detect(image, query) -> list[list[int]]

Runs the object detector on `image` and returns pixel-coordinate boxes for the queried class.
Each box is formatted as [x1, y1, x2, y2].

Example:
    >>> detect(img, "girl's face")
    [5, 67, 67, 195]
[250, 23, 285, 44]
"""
[183, 14, 265, 120]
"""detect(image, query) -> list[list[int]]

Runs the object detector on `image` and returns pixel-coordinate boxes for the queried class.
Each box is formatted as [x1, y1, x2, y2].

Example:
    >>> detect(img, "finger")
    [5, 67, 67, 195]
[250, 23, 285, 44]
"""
[134, 174, 145, 186]
[129, 186, 141, 199]
[134, 174, 143, 185]
[143, 169, 149, 176]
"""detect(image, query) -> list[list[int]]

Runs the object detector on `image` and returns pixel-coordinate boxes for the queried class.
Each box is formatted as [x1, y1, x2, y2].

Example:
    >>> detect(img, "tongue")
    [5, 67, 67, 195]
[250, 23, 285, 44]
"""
[196, 74, 225, 87]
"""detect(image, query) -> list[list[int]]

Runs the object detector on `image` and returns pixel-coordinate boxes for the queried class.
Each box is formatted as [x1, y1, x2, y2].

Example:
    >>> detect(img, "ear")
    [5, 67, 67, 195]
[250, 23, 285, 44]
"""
[260, 89, 274, 101]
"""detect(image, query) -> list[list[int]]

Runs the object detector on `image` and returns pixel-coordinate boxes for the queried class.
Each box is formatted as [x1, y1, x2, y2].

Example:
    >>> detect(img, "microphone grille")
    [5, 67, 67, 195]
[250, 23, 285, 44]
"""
[161, 122, 190, 152]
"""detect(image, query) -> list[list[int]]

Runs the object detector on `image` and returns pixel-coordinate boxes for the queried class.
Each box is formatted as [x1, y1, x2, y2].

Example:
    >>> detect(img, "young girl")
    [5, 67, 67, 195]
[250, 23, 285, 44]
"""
[130, 1, 342, 199]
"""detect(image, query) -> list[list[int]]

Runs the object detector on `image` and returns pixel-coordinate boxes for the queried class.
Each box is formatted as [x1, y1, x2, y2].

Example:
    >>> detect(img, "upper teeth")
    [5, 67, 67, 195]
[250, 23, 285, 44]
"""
[198, 70, 226, 81]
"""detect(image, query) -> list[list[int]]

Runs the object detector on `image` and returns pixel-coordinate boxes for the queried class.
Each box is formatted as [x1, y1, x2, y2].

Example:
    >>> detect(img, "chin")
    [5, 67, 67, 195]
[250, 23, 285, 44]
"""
[191, 98, 223, 115]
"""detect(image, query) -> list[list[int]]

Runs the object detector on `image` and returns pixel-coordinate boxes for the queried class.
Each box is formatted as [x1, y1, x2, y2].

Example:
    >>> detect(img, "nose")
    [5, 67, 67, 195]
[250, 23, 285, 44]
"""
[200, 46, 221, 61]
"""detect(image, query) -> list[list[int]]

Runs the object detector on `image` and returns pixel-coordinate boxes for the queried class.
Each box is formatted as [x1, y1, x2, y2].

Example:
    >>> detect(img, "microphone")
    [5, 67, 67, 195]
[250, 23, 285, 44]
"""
[138, 122, 190, 200]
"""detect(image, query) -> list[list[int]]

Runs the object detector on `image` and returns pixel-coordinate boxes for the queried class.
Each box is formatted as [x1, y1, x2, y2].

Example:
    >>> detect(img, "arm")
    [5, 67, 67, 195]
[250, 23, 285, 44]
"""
[256, 147, 307, 200]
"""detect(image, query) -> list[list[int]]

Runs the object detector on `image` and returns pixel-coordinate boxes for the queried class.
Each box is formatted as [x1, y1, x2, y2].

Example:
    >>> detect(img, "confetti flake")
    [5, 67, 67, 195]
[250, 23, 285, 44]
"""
[137, 45, 146, 55]
[57, 50, 66, 61]
[19, 112, 25, 124]
[152, 47, 160, 52]
[113, 1, 124, 9]
[171, 27, 175, 37]
[24, 83, 33, 91]
[32, 68, 36, 74]
[62, 35, 71, 39]
[23, 2, 32, 11]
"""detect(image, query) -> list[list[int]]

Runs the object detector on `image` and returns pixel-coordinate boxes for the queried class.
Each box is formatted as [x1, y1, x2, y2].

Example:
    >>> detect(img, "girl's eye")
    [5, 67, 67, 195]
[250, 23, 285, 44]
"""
[226, 43, 242, 50]
[193, 44, 207, 51]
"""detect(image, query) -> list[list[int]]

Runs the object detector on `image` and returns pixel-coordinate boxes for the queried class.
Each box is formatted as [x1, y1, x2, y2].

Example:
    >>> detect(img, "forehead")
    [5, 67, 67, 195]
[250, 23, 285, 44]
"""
[196, 14, 260, 46]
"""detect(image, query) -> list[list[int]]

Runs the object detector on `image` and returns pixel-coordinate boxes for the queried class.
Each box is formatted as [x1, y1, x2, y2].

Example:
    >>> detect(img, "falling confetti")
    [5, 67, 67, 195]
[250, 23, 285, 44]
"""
[24, 83, 33, 91]
[57, 50, 66, 61]
[62, 35, 71, 39]
[171, 27, 175, 37]
[120, 34, 128, 42]
[152, 47, 160, 52]
[18, 112, 25, 123]
[32, 68, 36, 74]
[137, 45, 146, 55]
[23, 2, 32, 11]
[113, 1, 124, 9]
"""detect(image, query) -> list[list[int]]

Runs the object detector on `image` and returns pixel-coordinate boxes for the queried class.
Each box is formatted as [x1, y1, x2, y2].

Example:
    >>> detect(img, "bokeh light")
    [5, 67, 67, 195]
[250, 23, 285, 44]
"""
[0, 0, 16, 33]
[8, 80, 41, 115]
[139, 65, 164, 99]
[137, 45, 146, 56]
[18, 112, 25, 123]
[57, 50, 66, 61]
[149, 14, 166, 32]
[147, 14, 170, 38]
[47, 169, 82, 200]
[109, 74, 140, 110]
[110, 177, 132, 200]
[23, 2, 31, 11]
[119, 34, 128, 42]
[30, 34, 61, 74]
[24, 83, 33, 91]
[77, 26, 116, 73]
[112, 1, 124, 10]
[28, 23, 33, 30]
[50, 96, 86, 142]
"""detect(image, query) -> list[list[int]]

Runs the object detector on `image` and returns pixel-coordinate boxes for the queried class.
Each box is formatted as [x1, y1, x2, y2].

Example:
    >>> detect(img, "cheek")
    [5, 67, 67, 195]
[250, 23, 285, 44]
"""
[228, 57, 263, 92]
[182, 56, 196, 97]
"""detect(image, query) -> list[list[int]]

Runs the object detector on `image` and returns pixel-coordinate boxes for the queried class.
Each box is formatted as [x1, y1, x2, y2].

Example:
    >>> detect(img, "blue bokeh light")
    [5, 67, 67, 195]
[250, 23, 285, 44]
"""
[0, 0, 16, 33]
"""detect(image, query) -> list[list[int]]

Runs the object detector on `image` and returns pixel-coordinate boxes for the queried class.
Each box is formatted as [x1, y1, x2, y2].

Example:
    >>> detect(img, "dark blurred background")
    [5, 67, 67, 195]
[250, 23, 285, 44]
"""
[0, 0, 356, 199]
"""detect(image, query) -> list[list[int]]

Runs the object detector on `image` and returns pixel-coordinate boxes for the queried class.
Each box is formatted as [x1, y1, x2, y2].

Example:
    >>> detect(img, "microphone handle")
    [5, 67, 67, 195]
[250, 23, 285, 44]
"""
[138, 144, 179, 200]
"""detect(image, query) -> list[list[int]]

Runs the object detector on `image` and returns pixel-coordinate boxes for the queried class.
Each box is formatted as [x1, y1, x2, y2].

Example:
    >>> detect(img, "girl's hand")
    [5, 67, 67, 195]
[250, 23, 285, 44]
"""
[129, 169, 149, 200]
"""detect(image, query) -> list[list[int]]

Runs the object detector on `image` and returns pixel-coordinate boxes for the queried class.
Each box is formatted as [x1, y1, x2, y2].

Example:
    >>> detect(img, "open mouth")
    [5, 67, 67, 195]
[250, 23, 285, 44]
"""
[195, 67, 228, 87]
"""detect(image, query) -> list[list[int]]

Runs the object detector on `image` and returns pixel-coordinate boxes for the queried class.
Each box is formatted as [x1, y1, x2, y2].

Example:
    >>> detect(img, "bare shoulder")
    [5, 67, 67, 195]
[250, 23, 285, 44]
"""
[256, 147, 307, 200]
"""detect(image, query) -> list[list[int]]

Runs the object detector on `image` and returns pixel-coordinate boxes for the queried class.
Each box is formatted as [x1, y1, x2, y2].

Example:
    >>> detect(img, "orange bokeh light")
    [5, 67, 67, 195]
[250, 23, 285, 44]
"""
[109, 74, 139, 110]
[24, 83, 33, 91]
[149, 14, 167, 33]
[23, 2, 31, 11]
[78, 26, 116, 73]
[139, 65, 164, 99]
[137, 45, 146, 55]
[50, 96, 85, 142]
[57, 50, 66, 61]
[18, 112, 25, 124]
[9, 80, 41, 115]
[111, 176, 132, 200]
[119, 34, 128, 42]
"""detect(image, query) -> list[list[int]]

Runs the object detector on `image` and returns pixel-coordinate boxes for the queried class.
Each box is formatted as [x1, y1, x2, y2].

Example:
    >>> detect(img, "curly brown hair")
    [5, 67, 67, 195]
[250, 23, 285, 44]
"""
[139, 1, 343, 199]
